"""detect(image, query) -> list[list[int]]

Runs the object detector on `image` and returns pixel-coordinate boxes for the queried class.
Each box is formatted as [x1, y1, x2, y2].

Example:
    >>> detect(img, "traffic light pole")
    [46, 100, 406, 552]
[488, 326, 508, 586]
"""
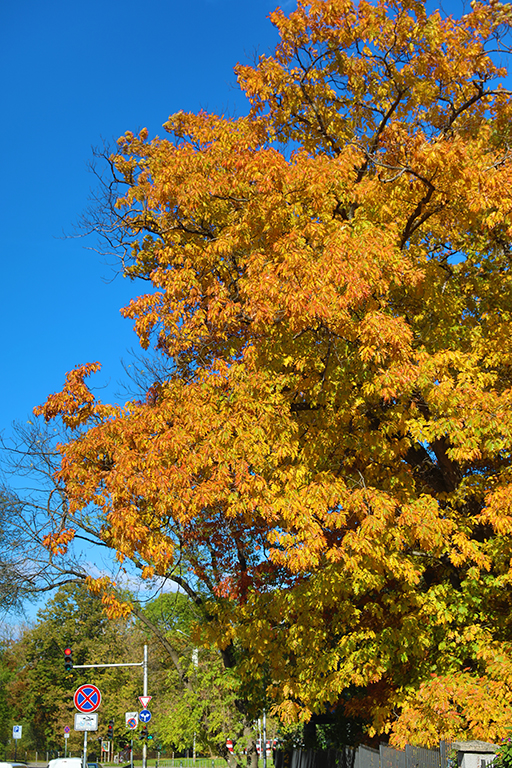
[72, 645, 149, 768]
[142, 644, 148, 768]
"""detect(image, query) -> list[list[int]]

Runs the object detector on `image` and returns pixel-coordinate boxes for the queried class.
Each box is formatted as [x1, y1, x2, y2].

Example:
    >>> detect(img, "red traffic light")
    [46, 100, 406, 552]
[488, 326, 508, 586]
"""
[64, 647, 73, 671]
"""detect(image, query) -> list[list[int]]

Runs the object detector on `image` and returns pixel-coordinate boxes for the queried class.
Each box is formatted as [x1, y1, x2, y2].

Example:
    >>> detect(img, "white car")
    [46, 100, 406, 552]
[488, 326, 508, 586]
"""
[48, 759, 83, 768]
[0, 763, 27, 768]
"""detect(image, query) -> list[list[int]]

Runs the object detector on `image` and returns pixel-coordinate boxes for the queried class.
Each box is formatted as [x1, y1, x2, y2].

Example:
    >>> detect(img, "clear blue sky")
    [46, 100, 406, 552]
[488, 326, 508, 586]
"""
[0, 0, 290, 437]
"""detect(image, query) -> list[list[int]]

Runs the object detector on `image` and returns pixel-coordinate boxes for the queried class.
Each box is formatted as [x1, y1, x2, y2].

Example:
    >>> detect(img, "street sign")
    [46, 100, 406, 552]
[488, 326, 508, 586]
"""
[74, 684, 101, 713]
[64, 734, 70, 740]
[125, 712, 138, 730]
[139, 709, 152, 723]
[12, 726, 22, 740]
[64, 726, 70, 734]
[138, 695, 152, 708]
[74, 713, 99, 731]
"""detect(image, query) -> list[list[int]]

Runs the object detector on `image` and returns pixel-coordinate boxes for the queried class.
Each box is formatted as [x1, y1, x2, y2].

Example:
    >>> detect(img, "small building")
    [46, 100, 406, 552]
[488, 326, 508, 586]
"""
[452, 741, 498, 768]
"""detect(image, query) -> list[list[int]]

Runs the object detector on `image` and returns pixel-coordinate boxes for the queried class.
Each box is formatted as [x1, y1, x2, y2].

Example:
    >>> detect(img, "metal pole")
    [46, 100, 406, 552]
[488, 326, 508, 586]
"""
[83, 731, 88, 768]
[263, 711, 267, 768]
[143, 644, 148, 768]
[131, 738, 134, 768]
[73, 662, 143, 669]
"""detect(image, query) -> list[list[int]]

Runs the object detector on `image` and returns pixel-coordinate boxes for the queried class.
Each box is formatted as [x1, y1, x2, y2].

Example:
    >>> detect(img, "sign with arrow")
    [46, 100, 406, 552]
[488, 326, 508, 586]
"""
[74, 713, 98, 731]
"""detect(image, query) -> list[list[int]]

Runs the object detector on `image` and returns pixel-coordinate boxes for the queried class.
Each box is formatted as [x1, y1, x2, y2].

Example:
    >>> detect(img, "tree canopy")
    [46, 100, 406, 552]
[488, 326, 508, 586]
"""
[0, 584, 207, 758]
[34, 0, 512, 749]
[3, 584, 143, 754]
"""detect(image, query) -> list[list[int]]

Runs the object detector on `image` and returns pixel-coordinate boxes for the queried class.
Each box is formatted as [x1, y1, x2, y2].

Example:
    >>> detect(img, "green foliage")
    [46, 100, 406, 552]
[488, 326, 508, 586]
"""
[159, 659, 243, 755]
[0, 641, 16, 758]
[5, 583, 148, 752]
[143, 592, 199, 637]
[144, 593, 250, 760]
[495, 739, 512, 768]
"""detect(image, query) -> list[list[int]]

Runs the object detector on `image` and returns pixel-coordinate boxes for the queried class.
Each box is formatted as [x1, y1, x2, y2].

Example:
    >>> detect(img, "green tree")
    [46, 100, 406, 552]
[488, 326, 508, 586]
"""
[0, 633, 21, 759]
[142, 593, 252, 762]
[6, 583, 148, 754]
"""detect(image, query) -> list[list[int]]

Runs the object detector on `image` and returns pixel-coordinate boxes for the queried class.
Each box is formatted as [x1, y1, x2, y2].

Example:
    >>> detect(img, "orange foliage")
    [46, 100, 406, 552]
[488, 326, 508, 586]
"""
[37, 0, 512, 746]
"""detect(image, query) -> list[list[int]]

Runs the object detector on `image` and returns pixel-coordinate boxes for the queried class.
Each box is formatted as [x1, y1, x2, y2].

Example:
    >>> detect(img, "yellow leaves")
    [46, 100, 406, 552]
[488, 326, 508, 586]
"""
[269, 700, 303, 726]
[358, 311, 414, 366]
[449, 532, 490, 570]
[100, 592, 133, 620]
[390, 667, 512, 747]
[235, 0, 510, 164]
[42, 528, 76, 555]
[480, 486, 512, 535]
[34, 0, 512, 745]
[34, 362, 102, 428]
[84, 576, 133, 619]
[398, 496, 453, 554]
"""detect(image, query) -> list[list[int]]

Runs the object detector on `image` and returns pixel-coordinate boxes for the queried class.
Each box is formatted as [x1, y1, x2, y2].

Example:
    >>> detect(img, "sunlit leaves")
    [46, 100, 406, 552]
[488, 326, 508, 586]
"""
[35, 0, 512, 749]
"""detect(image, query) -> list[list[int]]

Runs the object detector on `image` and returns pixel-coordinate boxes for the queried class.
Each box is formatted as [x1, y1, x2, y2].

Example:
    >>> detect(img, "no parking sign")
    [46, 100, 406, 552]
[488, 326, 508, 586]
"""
[125, 711, 138, 730]
[74, 684, 101, 713]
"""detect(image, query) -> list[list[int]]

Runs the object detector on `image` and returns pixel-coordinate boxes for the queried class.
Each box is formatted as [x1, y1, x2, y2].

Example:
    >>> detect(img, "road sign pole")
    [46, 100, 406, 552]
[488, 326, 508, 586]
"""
[143, 644, 148, 768]
[83, 730, 88, 768]
[131, 738, 133, 768]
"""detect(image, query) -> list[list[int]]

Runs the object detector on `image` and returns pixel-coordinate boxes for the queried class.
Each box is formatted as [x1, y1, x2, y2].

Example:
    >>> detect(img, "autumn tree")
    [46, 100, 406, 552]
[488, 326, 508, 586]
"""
[31, 0, 512, 750]
[0, 420, 257, 763]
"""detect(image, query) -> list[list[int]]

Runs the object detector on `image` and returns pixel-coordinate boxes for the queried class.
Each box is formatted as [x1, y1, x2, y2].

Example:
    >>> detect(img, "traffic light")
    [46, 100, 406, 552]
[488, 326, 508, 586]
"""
[64, 647, 73, 672]
[139, 726, 148, 740]
[107, 719, 114, 739]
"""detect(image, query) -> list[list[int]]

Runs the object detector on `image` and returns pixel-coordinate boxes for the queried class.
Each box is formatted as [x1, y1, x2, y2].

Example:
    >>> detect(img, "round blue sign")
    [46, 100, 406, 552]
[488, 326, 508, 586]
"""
[74, 684, 101, 713]
[139, 709, 152, 723]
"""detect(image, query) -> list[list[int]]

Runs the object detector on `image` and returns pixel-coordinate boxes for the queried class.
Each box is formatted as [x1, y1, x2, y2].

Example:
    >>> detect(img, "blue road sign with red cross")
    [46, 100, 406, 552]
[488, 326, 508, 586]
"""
[74, 684, 102, 713]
